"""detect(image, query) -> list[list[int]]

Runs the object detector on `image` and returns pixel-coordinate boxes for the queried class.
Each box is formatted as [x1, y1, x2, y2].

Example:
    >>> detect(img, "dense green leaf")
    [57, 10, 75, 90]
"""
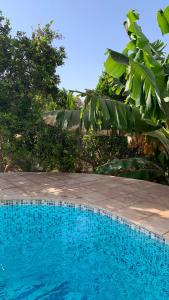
[126, 13, 149, 48]
[127, 10, 139, 23]
[157, 7, 169, 35]
[107, 49, 129, 65]
[146, 87, 152, 111]
[126, 41, 136, 51]
[96, 157, 167, 183]
[164, 6, 169, 23]
[43, 95, 159, 133]
[131, 75, 142, 105]
[104, 54, 126, 78]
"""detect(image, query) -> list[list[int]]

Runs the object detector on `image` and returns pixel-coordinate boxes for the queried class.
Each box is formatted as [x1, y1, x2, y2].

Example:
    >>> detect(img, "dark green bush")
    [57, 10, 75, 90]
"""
[96, 157, 168, 184]
[79, 130, 130, 171]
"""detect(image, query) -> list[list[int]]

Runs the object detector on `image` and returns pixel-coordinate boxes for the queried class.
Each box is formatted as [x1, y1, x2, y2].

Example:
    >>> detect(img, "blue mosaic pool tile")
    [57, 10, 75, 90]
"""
[0, 199, 169, 299]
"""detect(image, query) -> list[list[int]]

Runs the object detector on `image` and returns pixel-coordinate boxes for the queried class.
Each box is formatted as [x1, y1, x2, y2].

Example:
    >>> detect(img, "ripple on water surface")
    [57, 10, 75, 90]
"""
[0, 200, 169, 300]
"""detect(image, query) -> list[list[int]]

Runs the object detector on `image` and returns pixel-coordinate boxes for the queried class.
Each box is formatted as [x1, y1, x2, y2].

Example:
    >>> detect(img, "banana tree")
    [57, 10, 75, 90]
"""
[43, 6, 169, 154]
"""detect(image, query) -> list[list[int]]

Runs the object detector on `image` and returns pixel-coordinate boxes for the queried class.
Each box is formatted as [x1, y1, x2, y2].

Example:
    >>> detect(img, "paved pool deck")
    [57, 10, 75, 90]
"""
[0, 172, 169, 241]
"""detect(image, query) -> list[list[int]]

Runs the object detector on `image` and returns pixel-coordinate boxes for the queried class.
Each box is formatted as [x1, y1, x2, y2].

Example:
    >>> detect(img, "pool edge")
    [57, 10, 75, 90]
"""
[0, 197, 168, 246]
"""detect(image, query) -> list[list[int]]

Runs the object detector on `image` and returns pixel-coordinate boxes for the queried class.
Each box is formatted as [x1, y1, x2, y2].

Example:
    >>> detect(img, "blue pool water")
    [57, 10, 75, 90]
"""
[0, 201, 169, 300]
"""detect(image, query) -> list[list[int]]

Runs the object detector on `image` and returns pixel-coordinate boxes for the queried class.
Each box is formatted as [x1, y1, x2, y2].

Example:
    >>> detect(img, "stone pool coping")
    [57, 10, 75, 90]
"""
[0, 172, 169, 242]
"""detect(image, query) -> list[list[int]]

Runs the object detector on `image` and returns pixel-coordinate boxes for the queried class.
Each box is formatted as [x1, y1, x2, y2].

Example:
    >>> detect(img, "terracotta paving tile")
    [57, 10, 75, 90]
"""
[62, 188, 89, 196]
[116, 206, 153, 222]
[129, 200, 169, 217]
[77, 192, 108, 203]
[115, 196, 137, 206]
[92, 199, 131, 212]
[135, 215, 169, 235]
[1, 189, 29, 200]
[0, 183, 17, 190]
[131, 191, 167, 202]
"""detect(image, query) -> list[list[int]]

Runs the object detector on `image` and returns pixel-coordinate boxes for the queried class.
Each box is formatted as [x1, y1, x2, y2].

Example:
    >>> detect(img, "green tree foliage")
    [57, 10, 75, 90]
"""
[0, 11, 67, 171]
[96, 73, 126, 101]
[44, 6, 169, 183]
[0, 16, 65, 113]
[104, 7, 169, 120]
[0, 11, 143, 174]
[46, 6, 169, 147]
[157, 6, 169, 35]
[96, 157, 168, 185]
[79, 130, 130, 170]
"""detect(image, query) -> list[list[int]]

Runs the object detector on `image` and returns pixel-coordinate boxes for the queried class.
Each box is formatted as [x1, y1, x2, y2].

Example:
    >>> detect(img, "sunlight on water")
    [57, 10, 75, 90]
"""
[0, 201, 169, 299]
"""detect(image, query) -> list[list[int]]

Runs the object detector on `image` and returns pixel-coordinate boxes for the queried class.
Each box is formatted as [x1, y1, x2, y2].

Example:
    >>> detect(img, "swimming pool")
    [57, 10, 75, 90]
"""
[0, 200, 169, 300]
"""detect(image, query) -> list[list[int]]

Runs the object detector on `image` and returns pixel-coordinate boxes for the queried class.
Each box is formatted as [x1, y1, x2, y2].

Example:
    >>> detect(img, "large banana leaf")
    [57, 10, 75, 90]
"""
[105, 49, 169, 120]
[157, 6, 169, 35]
[96, 157, 168, 184]
[43, 7, 169, 155]
[43, 95, 169, 155]
[104, 7, 169, 122]
[43, 96, 159, 133]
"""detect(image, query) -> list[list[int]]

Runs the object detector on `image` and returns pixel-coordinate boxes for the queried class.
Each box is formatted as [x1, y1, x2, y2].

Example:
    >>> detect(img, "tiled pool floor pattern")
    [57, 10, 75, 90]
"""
[0, 172, 169, 241]
[1, 203, 169, 299]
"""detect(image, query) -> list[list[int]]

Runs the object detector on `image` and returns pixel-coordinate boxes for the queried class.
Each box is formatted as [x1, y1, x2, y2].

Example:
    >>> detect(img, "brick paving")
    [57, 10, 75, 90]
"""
[0, 172, 169, 241]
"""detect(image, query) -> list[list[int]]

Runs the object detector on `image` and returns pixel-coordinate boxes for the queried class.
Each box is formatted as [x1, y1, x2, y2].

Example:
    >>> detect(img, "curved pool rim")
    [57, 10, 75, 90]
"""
[0, 197, 167, 246]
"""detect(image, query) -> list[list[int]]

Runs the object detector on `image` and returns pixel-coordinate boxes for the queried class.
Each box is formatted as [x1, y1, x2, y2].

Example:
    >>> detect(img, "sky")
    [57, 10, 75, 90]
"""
[0, 0, 169, 91]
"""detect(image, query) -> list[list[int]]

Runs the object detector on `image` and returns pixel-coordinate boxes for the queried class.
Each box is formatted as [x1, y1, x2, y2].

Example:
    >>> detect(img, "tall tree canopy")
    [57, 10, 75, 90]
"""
[0, 12, 66, 115]
[0, 11, 67, 171]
